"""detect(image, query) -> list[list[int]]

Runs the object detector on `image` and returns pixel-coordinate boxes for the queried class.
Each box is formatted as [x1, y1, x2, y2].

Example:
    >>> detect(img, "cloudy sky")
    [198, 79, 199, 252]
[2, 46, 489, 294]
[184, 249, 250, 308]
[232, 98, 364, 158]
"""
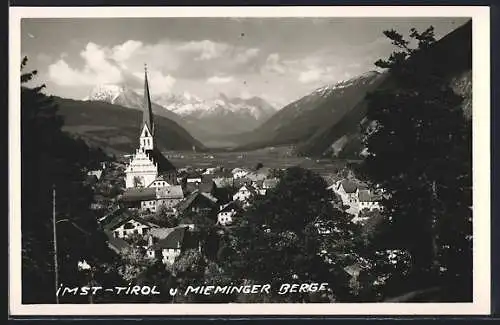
[21, 17, 469, 107]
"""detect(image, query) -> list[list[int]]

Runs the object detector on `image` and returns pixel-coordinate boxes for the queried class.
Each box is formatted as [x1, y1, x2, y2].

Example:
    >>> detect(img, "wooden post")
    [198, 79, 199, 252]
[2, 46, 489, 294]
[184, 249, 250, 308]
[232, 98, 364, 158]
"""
[52, 185, 59, 304]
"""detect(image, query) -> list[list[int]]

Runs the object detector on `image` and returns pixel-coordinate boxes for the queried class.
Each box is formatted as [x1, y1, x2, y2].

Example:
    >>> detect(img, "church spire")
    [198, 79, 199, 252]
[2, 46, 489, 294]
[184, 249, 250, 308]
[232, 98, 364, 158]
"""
[143, 64, 154, 136]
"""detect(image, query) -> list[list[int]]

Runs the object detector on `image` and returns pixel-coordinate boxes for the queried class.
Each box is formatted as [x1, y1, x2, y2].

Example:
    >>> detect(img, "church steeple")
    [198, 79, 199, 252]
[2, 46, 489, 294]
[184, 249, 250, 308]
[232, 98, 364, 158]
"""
[140, 64, 155, 151]
[143, 64, 154, 136]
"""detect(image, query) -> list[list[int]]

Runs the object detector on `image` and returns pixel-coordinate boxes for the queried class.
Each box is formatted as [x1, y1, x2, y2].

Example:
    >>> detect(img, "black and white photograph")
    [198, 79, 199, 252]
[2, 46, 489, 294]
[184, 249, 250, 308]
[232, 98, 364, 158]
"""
[9, 6, 491, 316]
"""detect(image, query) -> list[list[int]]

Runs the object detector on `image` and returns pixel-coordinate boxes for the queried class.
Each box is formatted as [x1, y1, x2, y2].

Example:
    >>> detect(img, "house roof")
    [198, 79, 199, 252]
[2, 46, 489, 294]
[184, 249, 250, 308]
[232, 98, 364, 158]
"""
[120, 187, 157, 202]
[322, 175, 337, 188]
[213, 177, 233, 188]
[237, 185, 258, 196]
[87, 170, 103, 179]
[358, 189, 378, 202]
[150, 226, 187, 250]
[341, 179, 358, 193]
[199, 180, 215, 193]
[218, 201, 244, 213]
[149, 227, 176, 239]
[105, 231, 130, 252]
[157, 185, 184, 199]
[231, 167, 249, 174]
[175, 190, 218, 213]
[145, 148, 176, 174]
[104, 214, 159, 231]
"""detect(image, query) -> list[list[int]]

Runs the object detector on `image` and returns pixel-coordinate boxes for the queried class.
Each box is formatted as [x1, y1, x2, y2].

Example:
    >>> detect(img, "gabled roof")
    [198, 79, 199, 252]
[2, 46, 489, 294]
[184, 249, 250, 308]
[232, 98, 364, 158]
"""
[120, 187, 157, 202]
[175, 190, 218, 213]
[218, 201, 244, 214]
[156, 185, 184, 199]
[105, 231, 130, 252]
[145, 148, 176, 173]
[149, 226, 187, 250]
[237, 184, 258, 196]
[104, 214, 159, 231]
[341, 179, 358, 193]
[149, 227, 176, 240]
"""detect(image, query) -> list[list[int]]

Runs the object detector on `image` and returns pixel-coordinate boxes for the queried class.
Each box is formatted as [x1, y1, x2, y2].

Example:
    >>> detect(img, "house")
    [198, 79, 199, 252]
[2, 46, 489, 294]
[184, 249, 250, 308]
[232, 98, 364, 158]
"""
[213, 177, 234, 189]
[120, 185, 184, 213]
[233, 185, 258, 206]
[231, 168, 249, 179]
[104, 231, 130, 254]
[155, 185, 185, 211]
[186, 173, 203, 184]
[203, 167, 218, 175]
[357, 189, 382, 211]
[146, 226, 188, 265]
[119, 187, 157, 210]
[104, 214, 159, 239]
[147, 175, 173, 189]
[174, 190, 219, 217]
[245, 168, 270, 183]
[184, 178, 216, 196]
[87, 169, 103, 181]
[217, 201, 243, 226]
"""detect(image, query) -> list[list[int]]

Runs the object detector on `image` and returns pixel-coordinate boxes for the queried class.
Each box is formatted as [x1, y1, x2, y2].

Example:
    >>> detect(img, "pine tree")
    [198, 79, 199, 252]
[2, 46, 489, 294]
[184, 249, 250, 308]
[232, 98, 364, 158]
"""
[360, 27, 472, 300]
[21, 57, 119, 303]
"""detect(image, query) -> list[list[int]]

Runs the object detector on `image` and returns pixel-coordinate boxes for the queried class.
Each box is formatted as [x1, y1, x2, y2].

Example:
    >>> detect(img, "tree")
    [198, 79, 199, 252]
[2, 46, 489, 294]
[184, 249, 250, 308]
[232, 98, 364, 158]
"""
[21, 57, 119, 303]
[360, 26, 472, 300]
[221, 167, 360, 302]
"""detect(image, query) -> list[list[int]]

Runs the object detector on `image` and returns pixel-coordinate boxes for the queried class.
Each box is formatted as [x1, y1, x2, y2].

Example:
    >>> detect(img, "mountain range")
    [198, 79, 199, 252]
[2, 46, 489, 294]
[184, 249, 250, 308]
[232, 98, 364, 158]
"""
[231, 70, 386, 151]
[230, 20, 472, 158]
[84, 85, 276, 145]
[57, 20, 471, 158]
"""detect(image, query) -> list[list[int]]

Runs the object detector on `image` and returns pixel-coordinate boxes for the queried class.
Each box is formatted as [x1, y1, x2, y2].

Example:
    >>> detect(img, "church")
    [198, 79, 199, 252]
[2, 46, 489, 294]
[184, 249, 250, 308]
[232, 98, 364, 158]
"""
[124, 66, 177, 189]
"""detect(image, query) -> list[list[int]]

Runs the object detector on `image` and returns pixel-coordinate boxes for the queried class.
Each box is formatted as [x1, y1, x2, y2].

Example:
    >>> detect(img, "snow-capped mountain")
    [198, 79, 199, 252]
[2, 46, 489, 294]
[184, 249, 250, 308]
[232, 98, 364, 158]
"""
[234, 70, 386, 149]
[84, 84, 277, 139]
[152, 92, 276, 122]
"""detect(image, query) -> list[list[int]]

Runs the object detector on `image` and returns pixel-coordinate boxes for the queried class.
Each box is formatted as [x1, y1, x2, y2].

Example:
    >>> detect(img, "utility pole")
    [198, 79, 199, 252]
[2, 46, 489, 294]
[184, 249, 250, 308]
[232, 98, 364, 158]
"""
[52, 184, 59, 304]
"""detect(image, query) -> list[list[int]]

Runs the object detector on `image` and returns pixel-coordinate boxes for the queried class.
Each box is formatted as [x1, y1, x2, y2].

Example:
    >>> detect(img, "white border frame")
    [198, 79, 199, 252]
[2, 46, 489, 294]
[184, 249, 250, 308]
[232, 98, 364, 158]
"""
[9, 6, 491, 316]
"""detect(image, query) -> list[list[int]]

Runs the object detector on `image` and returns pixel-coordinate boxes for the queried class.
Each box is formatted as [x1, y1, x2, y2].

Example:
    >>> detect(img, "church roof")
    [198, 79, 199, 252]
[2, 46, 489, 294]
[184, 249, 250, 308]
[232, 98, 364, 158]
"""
[145, 148, 176, 173]
[143, 67, 154, 136]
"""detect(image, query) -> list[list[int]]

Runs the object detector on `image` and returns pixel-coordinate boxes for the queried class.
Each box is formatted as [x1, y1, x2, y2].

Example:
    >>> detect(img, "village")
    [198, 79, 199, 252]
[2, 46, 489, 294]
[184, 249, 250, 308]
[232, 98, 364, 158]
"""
[83, 67, 384, 277]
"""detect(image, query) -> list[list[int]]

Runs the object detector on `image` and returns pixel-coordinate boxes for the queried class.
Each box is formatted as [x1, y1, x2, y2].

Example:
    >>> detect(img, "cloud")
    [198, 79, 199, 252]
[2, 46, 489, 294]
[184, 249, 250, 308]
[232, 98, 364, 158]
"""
[111, 40, 143, 67]
[207, 75, 234, 84]
[48, 42, 123, 86]
[262, 53, 287, 74]
[298, 68, 323, 83]
[133, 70, 176, 94]
[178, 40, 229, 61]
[235, 48, 260, 64]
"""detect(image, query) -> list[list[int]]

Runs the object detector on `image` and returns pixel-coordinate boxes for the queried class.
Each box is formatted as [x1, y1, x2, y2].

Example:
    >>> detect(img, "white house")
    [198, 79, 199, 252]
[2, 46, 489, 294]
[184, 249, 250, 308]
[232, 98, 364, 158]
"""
[357, 189, 382, 211]
[233, 185, 257, 204]
[146, 226, 187, 265]
[217, 201, 242, 226]
[106, 215, 159, 239]
[147, 175, 173, 189]
[231, 168, 249, 180]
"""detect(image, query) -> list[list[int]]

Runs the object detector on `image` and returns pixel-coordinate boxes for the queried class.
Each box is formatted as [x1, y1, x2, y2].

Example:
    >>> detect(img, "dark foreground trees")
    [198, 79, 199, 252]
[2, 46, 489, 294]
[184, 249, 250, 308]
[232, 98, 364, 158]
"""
[21, 57, 119, 303]
[359, 26, 472, 301]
